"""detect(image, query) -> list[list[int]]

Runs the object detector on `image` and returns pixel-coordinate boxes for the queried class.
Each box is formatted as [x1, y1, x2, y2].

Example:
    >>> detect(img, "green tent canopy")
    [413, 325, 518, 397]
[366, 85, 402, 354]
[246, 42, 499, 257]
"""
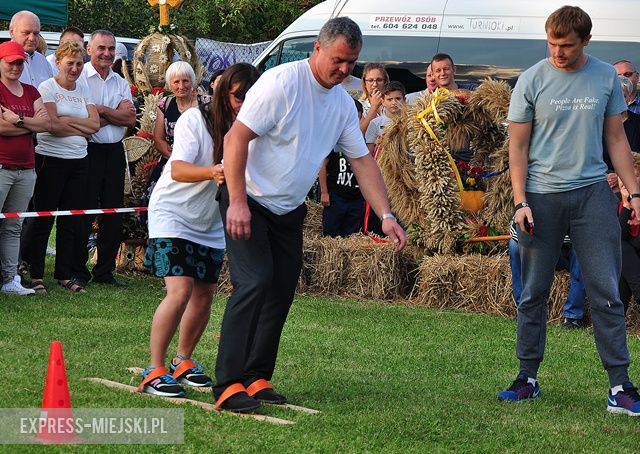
[0, 0, 68, 26]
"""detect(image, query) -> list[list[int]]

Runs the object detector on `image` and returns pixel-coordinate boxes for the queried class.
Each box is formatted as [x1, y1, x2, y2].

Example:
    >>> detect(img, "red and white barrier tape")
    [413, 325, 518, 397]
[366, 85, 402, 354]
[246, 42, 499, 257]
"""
[0, 207, 147, 219]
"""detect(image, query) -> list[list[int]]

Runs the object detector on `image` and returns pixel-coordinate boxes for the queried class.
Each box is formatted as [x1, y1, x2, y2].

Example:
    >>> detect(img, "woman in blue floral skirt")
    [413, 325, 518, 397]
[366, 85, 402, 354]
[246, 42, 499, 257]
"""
[139, 63, 259, 397]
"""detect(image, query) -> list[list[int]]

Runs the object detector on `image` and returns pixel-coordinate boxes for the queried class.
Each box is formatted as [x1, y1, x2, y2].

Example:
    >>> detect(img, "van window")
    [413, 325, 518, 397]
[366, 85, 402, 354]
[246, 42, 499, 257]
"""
[360, 36, 439, 63]
[258, 36, 316, 72]
[437, 37, 547, 86]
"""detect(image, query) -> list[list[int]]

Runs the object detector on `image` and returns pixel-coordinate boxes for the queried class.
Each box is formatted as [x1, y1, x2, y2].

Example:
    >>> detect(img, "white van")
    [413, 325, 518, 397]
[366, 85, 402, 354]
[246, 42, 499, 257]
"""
[253, 0, 640, 91]
[0, 31, 139, 60]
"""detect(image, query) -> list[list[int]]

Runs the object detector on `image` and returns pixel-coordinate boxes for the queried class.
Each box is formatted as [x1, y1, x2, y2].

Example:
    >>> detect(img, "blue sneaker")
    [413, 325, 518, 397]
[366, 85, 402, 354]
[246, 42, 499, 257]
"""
[169, 356, 212, 387]
[139, 366, 185, 397]
[607, 382, 640, 416]
[498, 373, 540, 401]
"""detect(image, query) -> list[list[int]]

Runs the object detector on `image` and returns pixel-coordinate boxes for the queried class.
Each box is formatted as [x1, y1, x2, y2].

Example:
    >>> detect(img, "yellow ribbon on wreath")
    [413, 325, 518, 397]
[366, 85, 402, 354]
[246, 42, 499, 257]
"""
[416, 87, 464, 193]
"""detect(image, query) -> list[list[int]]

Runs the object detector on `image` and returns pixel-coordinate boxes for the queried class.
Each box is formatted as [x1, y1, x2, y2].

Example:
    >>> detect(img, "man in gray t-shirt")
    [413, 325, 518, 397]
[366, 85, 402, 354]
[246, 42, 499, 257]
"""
[499, 5, 640, 416]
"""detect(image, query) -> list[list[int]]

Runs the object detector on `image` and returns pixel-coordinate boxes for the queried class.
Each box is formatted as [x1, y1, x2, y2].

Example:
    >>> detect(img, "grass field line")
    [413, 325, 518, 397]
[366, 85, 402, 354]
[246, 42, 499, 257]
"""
[126, 367, 321, 415]
[83, 378, 295, 426]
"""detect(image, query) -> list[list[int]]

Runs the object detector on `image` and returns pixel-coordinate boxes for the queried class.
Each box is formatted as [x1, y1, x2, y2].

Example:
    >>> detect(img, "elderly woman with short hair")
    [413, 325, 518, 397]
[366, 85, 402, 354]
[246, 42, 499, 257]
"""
[148, 62, 211, 192]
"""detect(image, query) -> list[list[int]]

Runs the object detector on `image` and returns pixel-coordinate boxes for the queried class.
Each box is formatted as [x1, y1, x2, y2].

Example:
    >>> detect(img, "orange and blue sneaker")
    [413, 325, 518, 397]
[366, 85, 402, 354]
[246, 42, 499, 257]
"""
[607, 382, 640, 416]
[498, 372, 540, 401]
[169, 355, 212, 387]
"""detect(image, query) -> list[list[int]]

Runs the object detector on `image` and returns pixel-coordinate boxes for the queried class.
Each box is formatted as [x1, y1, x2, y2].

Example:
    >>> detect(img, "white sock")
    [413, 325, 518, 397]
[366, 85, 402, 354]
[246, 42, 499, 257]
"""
[611, 385, 624, 395]
[527, 377, 537, 385]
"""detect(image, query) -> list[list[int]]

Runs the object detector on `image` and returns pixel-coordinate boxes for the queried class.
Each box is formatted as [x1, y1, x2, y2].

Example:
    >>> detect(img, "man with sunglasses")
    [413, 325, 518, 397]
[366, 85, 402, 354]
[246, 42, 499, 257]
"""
[213, 17, 406, 413]
[614, 60, 640, 114]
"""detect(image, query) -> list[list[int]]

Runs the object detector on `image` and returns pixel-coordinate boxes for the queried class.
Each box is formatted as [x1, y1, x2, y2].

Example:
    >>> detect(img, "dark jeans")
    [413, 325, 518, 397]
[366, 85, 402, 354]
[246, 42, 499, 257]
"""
[620, 239, 640, 311]
[509, 239, 586, 319]
[214, 185, 306, 397]
[76, 142, 125, 282]
[21, 154, 88, 280]
[322, 193, 364, 237]
[517, 182, 629, 386]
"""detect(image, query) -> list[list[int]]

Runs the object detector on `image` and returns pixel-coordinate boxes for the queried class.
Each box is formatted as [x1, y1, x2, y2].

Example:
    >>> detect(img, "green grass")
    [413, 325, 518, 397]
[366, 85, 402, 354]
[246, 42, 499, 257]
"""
[2, 267, 640, 453]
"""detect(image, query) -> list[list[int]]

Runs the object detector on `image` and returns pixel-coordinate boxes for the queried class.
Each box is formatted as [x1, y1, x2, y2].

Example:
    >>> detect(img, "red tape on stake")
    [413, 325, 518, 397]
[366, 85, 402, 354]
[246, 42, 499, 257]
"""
[0, 207, 147, 219]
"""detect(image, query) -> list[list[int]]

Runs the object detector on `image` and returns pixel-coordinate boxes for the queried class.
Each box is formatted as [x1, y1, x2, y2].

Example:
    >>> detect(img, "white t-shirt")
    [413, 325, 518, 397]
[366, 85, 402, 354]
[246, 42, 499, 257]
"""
[35, 78, 94, 159]
[148, 107, 225, 249]
[237, 59, 369, 215]
[365, 113, 391, 145]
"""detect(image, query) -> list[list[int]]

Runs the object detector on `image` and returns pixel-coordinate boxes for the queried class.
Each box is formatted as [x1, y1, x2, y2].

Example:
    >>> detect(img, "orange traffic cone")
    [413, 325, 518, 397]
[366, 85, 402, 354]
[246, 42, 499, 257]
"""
[37, 341, 74, 444]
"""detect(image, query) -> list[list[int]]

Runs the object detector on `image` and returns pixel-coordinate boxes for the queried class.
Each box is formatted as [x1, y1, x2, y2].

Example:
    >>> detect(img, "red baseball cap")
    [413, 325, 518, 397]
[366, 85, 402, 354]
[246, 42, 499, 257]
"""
[0, 41, 27, 63]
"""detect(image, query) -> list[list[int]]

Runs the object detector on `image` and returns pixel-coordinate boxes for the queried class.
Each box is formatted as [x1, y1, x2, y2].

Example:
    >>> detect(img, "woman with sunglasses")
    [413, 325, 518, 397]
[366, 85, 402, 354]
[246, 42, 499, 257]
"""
[139, 63, 260, 398]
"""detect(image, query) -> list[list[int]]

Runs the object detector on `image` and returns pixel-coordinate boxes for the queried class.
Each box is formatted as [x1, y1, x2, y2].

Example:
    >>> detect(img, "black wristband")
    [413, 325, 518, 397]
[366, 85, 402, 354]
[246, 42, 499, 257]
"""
[628, 193, 640, 203]
[514, 201, 529, 212]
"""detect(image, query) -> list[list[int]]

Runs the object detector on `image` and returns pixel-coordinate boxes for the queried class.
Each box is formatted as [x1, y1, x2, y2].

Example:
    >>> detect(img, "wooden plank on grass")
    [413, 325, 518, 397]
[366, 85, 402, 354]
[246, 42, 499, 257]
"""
[83, 378, 294, 425]
[127, 367, 320, 415]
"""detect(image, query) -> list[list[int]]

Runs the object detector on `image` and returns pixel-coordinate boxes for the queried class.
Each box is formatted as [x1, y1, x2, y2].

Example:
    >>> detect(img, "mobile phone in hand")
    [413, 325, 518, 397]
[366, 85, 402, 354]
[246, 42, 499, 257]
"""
[523, 218, 533, 235]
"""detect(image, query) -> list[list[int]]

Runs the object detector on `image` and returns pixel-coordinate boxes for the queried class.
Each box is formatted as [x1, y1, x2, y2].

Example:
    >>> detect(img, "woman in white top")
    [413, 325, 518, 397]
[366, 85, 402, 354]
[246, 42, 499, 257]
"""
[359, 62, 389, 134]
[21, 40, 99, 294]
[139, 63, 260, 398]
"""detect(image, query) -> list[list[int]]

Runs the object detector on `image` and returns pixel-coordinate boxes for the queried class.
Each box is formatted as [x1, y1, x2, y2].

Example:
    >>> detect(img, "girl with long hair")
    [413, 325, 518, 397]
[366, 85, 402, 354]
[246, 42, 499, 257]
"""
[359, 62, 389, 134]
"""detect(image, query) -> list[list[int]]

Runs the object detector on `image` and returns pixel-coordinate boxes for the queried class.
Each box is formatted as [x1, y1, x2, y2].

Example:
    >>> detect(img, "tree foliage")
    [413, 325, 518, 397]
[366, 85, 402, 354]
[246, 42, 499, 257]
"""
[65, 0, 323, 43]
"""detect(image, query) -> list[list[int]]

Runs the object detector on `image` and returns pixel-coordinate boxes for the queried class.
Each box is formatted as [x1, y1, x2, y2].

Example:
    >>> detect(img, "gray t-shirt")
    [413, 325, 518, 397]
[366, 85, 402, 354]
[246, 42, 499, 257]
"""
[508, 56, 626, 193]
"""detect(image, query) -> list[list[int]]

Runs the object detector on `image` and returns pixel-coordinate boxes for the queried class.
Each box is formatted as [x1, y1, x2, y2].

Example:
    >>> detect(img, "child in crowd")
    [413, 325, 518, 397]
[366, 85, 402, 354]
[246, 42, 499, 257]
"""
[319, 98, 365, 237]
[365, 81, 406, 156]
[364, 81, 406, 235]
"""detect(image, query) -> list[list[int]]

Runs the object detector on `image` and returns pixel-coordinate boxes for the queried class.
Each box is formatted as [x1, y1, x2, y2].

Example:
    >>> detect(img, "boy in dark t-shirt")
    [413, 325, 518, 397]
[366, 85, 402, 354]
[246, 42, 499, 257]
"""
[318, 97, 365, 237]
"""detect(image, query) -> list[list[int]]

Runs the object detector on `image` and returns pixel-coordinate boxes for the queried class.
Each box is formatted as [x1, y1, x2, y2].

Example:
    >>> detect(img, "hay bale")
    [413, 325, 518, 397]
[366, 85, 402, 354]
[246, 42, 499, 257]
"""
[413, 253, 571, 323]
[301, 235, 420, 300]
[216, 234, 419, 301]
[304, 200, 323, 238]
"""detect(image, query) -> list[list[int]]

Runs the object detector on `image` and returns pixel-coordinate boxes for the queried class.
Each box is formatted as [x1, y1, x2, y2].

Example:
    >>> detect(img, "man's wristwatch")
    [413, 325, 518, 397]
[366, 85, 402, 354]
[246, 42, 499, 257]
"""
[627, 193, 640, 203]
[514, 201, 529, 212]
[15, 113, 24, 128]
[381, 213, 396, 222]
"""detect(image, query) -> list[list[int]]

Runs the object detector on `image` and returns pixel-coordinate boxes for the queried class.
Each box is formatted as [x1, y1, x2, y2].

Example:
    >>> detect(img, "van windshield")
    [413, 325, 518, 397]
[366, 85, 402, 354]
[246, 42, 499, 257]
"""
[258, 35, 640, 92]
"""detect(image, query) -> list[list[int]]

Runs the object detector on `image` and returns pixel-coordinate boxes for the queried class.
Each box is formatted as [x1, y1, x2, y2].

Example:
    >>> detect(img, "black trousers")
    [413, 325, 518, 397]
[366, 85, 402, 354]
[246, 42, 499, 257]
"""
[76, 142, 125, 282]
[21, 154, 88, 280]
[214, 185, 306, 397]
[620, 239, 640, 312]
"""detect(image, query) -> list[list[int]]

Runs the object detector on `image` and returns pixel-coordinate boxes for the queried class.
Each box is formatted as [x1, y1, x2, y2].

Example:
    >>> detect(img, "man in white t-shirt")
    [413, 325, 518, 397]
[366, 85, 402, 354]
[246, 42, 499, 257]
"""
[213, 17, 407, 413]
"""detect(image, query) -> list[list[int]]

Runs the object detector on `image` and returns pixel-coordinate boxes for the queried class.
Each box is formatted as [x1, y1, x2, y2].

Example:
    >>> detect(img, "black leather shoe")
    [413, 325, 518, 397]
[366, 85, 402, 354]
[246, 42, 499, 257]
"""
[92, 276, 127, 287]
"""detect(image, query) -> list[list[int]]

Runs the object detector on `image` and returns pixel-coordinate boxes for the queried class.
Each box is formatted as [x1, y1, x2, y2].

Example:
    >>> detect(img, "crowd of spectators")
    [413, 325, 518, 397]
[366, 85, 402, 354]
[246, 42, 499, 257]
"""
[2, 8, 640, 327]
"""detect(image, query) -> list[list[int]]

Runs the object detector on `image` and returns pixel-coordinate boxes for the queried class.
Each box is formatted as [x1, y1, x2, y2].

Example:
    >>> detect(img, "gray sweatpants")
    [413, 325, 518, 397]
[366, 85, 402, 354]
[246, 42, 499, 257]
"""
[517, 181, 630, 386]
